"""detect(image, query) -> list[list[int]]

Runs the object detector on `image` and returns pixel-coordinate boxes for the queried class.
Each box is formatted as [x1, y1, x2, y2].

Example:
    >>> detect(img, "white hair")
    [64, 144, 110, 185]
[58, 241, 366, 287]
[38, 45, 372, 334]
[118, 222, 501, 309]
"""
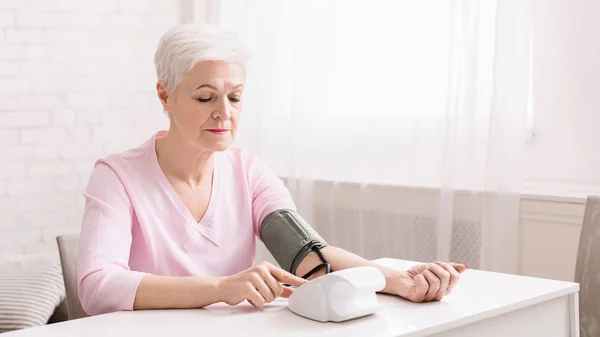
[154, 23, 251, 94]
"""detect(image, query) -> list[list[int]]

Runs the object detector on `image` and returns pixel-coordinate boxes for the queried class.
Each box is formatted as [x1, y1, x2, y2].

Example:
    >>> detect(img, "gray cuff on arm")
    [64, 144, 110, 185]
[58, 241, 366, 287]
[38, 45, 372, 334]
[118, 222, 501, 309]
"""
[259, 209, 328, 275]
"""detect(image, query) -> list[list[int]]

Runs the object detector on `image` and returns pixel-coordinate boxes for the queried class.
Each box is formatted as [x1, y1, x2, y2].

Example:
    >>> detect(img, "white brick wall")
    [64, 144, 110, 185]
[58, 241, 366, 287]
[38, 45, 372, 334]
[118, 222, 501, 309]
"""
[0, 10, 15, 28]
[0, 0, 177, 254]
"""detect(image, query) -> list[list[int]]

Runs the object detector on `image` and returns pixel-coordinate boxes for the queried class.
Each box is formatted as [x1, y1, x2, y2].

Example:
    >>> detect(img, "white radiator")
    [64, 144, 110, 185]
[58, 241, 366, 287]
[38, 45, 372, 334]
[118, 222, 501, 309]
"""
[310, 205, 482, 269]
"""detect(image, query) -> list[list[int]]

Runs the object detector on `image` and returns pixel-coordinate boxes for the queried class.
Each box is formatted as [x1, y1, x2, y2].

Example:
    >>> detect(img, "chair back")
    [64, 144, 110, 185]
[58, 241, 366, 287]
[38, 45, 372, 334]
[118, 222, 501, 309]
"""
[56, 235, 88, 320]
[574, 196, 600, 337]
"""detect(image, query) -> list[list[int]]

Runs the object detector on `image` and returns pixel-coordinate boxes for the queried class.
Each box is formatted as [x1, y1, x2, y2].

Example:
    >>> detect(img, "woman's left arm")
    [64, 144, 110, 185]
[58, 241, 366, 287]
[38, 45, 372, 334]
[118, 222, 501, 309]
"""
[245, 153, 467, 303]
[295, 246, 468, 303]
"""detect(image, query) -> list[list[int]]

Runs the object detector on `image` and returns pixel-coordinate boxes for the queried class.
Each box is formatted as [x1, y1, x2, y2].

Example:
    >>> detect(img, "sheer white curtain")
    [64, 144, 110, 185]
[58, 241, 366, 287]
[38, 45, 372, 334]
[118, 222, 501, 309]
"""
[216, 0, 531, 273]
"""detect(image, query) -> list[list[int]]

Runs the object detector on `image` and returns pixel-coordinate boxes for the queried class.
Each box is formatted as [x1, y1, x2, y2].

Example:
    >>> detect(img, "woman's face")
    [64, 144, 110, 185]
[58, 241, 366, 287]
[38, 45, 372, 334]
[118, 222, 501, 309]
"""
[157, 61, 245, 152]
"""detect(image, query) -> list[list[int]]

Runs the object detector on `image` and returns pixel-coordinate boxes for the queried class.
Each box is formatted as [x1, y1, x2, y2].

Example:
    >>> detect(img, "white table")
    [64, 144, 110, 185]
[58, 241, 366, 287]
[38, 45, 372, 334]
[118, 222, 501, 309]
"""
[5, 258, 580, 337]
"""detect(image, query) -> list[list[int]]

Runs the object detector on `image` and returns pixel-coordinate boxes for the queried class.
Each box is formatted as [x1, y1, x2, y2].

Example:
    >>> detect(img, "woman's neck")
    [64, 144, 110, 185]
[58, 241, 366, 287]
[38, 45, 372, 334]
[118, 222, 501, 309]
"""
[155, 130, 214, 185]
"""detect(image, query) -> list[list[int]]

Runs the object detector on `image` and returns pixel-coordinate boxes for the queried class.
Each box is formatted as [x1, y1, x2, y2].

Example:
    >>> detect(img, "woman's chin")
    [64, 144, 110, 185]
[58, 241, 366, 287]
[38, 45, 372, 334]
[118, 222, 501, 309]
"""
[203, 140, 232, 152]
[213, 145, 230, 152]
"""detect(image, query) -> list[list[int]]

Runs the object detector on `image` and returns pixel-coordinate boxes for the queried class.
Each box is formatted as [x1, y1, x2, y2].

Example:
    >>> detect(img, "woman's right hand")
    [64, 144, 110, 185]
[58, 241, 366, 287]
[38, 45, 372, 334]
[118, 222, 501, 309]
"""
[218, 261, 308, 307]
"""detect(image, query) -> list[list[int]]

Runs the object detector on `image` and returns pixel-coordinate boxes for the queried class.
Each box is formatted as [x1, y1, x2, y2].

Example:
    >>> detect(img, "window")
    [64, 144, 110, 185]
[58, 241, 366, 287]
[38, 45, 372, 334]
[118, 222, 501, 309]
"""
[220, 0, 519, 190]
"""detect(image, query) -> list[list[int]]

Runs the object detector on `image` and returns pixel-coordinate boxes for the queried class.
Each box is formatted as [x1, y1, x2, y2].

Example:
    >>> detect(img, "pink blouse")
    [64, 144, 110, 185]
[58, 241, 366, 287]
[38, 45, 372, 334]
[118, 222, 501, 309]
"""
[77, 130, 296, 315]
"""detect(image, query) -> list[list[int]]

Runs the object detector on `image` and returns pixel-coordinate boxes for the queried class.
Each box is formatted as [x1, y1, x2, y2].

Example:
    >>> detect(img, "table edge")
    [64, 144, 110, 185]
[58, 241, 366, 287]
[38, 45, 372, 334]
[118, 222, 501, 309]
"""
[372, 258, 580, 336]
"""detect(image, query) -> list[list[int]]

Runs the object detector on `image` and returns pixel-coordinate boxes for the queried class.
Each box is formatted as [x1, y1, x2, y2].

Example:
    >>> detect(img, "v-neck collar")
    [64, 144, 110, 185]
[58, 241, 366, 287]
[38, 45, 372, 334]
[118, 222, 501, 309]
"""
[148, 131, 221, 236]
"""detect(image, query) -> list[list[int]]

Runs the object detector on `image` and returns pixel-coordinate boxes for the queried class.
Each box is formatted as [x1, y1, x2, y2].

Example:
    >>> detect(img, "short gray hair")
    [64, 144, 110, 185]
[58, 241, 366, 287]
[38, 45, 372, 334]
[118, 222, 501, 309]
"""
[154, 23, 250, 94]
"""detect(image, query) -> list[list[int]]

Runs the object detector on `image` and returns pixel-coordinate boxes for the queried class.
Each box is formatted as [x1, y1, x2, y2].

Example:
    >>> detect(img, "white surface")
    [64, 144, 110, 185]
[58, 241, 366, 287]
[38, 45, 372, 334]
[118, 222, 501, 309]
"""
[288, 266, 386, 322]
[430, 296, 571, 337]
[4, 258, 579, 337]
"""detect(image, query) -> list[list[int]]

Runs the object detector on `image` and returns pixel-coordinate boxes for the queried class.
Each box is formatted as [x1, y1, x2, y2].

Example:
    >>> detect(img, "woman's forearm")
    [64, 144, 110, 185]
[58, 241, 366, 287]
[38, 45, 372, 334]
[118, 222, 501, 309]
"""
[133, 274, 222, 310]
[295, 246, 404, 294]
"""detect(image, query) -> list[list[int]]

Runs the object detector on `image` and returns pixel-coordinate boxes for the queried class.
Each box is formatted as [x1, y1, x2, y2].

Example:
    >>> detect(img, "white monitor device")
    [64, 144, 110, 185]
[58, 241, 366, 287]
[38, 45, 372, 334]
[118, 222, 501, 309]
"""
[287, 266, 387, 322]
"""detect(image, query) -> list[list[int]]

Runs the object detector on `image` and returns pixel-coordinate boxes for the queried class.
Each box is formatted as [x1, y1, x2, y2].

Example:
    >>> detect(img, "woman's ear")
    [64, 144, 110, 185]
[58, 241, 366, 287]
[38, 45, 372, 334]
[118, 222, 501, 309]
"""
[156, 81, 170, 112]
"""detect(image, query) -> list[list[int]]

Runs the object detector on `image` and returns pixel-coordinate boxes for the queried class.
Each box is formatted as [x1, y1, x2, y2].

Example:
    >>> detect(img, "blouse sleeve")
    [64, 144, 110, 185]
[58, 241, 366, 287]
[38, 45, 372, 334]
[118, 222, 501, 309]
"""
[245, 154, 297, 236]
[77, 161, 148, 315]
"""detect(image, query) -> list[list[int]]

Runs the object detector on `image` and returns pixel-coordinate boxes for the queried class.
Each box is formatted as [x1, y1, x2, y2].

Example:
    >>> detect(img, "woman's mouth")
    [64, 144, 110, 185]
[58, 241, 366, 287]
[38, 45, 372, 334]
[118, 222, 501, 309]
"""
[206, 129, 229, 135]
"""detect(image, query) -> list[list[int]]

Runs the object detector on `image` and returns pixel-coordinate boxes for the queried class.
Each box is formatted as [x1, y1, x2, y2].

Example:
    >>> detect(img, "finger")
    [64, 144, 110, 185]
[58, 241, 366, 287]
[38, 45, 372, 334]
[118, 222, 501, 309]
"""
[407, 263, 429, 277]
[264, 262, 307, 287]
[250, 274, 275, 303]
[421, 270, 440, 302]
[435, 261, 460, 295]
[262, 271, 284, 299]
[246, 285, 266, 307]
[428, 263, 450, 300]
[450, 263, 468, 273]
[411, 274, 429, 302]
[280, 286, 295, 298]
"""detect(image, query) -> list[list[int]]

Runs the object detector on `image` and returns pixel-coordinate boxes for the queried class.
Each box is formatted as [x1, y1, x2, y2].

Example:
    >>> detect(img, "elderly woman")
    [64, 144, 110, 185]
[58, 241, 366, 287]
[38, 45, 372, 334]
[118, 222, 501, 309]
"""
[77, 23, 467, 316]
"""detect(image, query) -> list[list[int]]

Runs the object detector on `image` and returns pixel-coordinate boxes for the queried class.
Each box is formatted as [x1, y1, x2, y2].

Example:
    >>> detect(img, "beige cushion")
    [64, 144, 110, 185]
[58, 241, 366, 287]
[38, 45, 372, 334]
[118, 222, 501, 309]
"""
[0, 253, 66, 333]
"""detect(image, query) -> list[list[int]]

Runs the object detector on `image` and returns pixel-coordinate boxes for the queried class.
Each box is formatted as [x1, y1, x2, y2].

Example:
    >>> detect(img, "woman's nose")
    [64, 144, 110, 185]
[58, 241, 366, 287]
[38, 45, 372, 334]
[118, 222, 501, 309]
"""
[213, 99, 232, 120]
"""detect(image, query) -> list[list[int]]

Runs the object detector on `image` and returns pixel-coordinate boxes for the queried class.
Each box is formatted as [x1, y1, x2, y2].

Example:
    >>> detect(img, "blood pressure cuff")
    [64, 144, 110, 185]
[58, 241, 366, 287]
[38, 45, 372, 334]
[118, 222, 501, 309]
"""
[259, 209, 328, 275]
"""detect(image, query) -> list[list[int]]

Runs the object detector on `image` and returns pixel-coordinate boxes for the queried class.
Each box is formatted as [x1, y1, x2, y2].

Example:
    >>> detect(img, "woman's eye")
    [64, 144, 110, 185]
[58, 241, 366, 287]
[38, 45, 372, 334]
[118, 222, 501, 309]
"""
[197, 97, 212, 103]
[229, 96, 241, 103]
